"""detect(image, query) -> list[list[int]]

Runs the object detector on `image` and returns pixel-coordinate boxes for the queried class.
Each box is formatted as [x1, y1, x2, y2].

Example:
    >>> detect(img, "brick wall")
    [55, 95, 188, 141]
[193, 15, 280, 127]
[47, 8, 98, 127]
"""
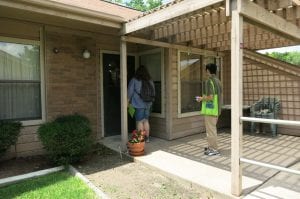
[46, 30, 98, 137]
[2, 30, 100, 159]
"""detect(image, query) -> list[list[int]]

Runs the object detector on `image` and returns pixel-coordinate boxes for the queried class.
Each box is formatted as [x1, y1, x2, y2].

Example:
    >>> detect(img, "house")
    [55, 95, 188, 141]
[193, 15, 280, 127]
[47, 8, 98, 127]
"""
[0, 0, 141, 158]
[1, 0, 300, 196]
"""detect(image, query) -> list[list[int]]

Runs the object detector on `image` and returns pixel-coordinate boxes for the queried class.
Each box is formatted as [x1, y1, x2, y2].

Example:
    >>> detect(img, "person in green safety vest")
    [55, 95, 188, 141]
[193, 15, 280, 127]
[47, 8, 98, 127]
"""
[196, 63, 222, 156]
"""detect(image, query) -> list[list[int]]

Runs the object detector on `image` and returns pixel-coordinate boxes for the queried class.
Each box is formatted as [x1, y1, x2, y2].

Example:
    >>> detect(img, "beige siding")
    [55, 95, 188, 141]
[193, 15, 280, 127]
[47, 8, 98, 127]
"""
[222, 52, 231, 104]
[149, 49, 168, 139]
[150, 117, 167, 139]
[169, 49, 205, 139]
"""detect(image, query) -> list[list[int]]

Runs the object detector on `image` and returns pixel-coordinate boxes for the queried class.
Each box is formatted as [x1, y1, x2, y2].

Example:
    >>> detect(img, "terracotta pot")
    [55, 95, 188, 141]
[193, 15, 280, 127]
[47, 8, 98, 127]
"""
[127, 141, 145, 156]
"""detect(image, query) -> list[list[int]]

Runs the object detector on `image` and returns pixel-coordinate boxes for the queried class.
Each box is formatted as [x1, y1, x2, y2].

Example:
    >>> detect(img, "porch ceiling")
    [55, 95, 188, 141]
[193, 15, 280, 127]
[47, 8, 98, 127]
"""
[0, 5, 120, 35]
[125, 0, 300, 52]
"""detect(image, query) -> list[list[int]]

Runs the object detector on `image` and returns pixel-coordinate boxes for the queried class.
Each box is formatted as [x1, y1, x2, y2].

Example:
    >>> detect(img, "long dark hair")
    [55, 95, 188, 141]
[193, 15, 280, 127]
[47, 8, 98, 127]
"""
[134, 65, 151, 81]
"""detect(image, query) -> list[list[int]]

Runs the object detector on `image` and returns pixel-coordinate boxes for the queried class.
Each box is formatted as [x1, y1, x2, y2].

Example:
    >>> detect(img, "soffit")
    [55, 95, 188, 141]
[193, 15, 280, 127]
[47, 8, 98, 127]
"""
[0, 0, 141, 30]
[0, 6, 120, 36]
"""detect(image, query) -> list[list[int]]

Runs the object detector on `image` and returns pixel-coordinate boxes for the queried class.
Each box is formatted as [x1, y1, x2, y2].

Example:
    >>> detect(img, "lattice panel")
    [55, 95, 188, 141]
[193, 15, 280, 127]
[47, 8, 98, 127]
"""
[243, 61, 300, 122]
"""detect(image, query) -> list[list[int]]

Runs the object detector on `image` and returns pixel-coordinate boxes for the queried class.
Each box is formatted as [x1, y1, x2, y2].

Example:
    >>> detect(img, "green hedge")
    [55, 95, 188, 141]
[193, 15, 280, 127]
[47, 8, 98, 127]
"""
[0, 121, 22, 156]
[38, 114, 92, 165]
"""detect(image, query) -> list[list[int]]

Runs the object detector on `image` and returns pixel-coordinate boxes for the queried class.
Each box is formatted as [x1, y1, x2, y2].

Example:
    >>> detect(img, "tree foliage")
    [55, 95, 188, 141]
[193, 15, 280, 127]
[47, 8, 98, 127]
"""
[106, 0, 124, 4]
[265, 52, 300, 66]
[147, 0, 163, 10]
[106, 0, 163, 11]
[126, 0, 147, 11]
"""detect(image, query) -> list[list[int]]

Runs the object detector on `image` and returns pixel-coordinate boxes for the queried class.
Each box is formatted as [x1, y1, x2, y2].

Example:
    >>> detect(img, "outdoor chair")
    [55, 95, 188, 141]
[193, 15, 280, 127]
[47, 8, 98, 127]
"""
[250, 97, 280, 136]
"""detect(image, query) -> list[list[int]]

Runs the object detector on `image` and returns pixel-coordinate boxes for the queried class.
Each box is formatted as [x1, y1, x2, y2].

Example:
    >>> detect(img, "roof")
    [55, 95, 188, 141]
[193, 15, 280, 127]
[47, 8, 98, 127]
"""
[129, 0, 300, 22]
[123, 0, 300, 51]
[49, 0, 141, 21]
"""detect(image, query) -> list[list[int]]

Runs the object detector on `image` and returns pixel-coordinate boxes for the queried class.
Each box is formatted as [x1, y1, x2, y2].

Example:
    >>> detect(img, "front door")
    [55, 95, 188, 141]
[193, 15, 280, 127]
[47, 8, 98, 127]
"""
[102, 53, 135, 136]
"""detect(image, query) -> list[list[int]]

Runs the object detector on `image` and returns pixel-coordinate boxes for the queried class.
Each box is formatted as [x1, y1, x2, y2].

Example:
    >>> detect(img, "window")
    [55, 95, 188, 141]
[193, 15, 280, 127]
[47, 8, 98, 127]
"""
[139, 49, 164, 117]
[179, 52, 202, 114]
[178, 51, 221, 116]
[0, 40, 43, 122]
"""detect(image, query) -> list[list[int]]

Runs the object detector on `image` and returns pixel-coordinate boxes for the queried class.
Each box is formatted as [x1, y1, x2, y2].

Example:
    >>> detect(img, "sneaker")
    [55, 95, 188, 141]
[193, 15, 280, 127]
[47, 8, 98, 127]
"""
[205, 148, 220, 156]
[204, 147, 211, 155]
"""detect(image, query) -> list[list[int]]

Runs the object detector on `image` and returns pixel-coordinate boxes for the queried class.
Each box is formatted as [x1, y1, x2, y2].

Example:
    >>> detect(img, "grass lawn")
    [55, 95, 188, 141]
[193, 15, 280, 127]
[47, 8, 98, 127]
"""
[0, 171, 96, 199]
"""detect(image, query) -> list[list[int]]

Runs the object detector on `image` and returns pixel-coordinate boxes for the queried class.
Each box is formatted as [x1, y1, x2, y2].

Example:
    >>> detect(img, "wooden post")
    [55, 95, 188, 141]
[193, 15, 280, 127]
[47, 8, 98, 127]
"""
[165, 49, 173, 139]
[120, 39, 128, 151]
[231, 5, 243, 197]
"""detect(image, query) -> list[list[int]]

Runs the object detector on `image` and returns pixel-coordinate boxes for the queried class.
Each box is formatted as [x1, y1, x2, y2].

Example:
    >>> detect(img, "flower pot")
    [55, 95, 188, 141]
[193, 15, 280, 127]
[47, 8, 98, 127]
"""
[127, 141, 145, 156]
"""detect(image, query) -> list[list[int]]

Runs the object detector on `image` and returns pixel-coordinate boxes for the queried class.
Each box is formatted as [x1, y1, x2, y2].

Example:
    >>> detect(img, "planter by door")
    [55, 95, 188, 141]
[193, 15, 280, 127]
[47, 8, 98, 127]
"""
[127, 142, 145, 156]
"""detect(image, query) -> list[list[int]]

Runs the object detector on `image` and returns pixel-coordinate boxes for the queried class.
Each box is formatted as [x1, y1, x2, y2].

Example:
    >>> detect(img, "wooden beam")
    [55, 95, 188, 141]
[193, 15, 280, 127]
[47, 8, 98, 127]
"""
[165, 49, 173, 140]
[121, 36, 224, 57]
[239, 0, 300, 42]
[231, 5, 243, 198]
[120, 40, 128, 151]
[123, 0, 223, 34]
[293, 0, 300, 6]
[225, 0, 230, 16]
[278, 0, 293, 8]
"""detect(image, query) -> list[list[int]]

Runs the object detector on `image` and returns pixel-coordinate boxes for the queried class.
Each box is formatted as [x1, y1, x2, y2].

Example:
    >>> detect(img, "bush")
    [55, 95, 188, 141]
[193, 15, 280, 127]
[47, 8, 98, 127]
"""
[38, 114, 93, 165]
[0, 121, 22, 156]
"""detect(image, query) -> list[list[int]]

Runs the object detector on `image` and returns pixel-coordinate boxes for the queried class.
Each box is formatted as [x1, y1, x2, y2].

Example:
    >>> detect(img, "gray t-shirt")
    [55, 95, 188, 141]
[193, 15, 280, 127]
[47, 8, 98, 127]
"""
[204, 75, 222, 116]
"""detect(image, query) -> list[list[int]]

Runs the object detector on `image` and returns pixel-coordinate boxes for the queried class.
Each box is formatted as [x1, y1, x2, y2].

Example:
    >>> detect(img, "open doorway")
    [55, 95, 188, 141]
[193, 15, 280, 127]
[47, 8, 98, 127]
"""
[101, 52, 136, 136]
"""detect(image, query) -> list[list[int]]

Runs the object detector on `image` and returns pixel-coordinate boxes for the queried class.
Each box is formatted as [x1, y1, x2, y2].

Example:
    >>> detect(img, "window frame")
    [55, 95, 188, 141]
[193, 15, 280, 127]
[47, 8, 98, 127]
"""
[177, 50, 222, 118]
[0, 33, 45, 126]
[138, 48, 165, 118]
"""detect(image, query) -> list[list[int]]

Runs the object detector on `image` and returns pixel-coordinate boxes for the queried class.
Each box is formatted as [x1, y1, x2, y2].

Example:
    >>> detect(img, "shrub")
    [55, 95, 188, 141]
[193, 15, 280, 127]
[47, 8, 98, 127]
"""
[0, 120, 22, 156]
[38, 114, 92, 165]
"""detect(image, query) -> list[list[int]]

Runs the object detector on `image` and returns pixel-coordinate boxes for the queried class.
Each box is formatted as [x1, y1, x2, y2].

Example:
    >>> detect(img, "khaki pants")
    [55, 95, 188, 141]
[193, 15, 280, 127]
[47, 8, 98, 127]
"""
[204, 115, 218, 150]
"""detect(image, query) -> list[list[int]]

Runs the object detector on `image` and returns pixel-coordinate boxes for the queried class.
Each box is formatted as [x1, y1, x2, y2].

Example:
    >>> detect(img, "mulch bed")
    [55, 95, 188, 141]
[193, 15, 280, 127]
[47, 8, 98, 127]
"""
[0, 156, 53, 179]
[0, 144, 108, 180]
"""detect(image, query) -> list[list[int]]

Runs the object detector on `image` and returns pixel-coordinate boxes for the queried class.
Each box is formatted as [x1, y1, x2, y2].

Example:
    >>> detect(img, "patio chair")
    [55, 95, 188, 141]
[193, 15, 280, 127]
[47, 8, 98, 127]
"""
[250, 97, 280, 136]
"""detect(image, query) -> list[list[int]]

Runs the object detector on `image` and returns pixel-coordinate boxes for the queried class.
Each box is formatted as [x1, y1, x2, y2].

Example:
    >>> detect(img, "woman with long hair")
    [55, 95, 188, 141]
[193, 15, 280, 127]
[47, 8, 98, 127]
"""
[128, 65, 155, 142]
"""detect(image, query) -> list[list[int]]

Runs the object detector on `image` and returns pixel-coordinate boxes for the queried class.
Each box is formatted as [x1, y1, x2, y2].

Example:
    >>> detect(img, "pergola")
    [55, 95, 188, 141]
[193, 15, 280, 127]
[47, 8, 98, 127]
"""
[119, 0, 300, 196]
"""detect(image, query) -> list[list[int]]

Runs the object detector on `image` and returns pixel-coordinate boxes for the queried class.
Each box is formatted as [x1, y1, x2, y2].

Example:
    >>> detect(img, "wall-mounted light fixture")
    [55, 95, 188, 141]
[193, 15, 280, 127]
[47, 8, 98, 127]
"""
[82, 49, 91, 59]
[53, 48, 59, 54]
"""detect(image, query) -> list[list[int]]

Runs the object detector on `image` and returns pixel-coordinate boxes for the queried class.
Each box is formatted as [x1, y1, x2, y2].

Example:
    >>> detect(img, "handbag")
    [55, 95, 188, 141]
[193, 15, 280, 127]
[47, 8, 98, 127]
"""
[201, 80, 219, 116]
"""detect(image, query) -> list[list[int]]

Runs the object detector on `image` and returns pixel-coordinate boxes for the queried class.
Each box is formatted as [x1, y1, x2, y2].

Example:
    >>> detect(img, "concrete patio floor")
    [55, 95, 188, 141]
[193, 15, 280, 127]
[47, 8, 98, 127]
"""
[100, 130, 300, 198]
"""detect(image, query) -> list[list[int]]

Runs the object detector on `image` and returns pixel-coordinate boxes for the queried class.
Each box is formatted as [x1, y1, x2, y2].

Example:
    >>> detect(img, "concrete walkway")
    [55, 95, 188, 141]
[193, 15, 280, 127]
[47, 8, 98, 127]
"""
[100, 130, 300, 198]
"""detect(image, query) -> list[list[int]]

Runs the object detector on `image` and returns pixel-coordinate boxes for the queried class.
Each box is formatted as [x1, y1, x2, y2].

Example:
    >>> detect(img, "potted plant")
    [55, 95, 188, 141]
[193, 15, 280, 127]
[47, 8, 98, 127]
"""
[127, 129, 146, 156]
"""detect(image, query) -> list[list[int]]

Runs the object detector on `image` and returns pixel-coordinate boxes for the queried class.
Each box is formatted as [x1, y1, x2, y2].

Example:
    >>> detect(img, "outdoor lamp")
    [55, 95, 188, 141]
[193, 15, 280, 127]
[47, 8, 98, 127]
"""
[82, 49, 91, 59]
